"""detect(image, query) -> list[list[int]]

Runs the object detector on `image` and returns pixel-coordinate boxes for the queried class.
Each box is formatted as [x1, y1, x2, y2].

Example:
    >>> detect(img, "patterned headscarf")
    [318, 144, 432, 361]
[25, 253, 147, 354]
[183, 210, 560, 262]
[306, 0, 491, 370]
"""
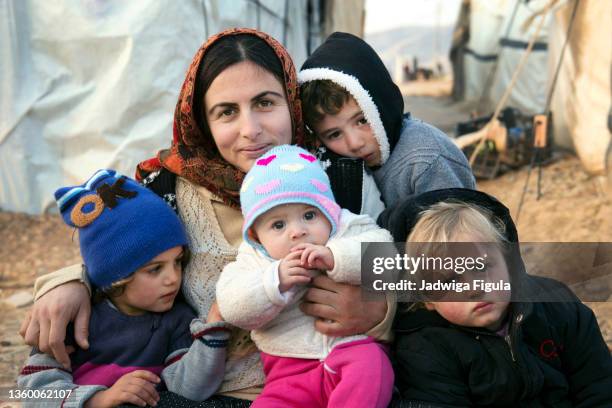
[136, 28, 305, 209]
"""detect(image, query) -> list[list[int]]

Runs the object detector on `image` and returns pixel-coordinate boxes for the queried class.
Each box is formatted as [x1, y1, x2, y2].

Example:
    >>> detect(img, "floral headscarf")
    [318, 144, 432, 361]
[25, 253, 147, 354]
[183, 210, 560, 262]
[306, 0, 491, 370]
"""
[136, 28, 305, 209]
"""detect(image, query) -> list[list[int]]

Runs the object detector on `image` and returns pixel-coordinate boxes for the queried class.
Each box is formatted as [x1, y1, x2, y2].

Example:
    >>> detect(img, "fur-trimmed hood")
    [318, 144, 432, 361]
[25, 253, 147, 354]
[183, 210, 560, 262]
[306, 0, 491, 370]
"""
[299, 32, 404, 165]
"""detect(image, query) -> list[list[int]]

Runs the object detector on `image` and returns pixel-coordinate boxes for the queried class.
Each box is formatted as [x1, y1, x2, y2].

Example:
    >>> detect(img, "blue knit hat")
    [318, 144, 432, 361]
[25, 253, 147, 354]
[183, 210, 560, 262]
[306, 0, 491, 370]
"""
[240, 145, 341, 253]
[55, 169, 188, 289]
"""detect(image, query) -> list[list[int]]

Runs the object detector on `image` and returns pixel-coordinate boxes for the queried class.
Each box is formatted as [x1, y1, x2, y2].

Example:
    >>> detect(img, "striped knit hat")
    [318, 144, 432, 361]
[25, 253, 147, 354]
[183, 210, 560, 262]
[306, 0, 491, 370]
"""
[55, 169, 187, 288]
[240, 145, 341, 254]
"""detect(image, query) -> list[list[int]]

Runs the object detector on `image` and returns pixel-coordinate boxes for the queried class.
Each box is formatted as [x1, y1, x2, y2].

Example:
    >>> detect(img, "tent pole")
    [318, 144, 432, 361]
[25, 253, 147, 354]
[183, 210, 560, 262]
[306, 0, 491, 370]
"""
[516, 0, 581, 219]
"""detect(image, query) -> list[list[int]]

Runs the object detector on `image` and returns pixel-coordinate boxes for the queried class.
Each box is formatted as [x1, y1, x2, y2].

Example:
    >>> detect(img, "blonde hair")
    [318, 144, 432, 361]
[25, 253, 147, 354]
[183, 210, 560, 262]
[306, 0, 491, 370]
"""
[403, 201, 507, 310]
[407, 200, 506, 245]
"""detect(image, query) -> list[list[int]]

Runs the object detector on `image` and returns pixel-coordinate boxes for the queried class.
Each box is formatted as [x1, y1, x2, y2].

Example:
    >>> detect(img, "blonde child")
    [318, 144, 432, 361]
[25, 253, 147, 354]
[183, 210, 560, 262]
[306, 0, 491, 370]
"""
[18, 169, 230, 407]
[216, 145, 394, 407]
[390, 188, 612, 407]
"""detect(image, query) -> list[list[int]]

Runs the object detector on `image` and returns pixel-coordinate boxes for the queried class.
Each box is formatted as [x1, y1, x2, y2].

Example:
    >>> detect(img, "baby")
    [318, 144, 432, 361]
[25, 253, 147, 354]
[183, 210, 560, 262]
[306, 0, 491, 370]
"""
[217, 145, 394, 407]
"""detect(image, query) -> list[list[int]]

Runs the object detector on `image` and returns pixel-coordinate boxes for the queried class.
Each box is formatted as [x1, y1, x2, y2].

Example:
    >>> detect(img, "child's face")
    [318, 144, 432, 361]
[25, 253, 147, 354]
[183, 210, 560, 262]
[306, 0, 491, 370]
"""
[251, 204, 331, 259]
[310, 97, 382, 167]
[425, 244, 511, 331]
[113, 246, 184, 316]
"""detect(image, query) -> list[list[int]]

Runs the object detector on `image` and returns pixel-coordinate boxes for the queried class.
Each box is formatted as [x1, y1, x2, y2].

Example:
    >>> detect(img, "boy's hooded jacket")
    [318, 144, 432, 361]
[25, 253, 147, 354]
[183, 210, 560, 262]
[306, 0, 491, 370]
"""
[380, 189, 612, 407]
[299, 32, 475, 207]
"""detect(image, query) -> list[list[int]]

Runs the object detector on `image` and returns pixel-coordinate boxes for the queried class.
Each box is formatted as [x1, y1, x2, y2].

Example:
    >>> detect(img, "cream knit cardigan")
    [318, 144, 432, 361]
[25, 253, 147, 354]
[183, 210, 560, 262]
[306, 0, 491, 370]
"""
[175, 177, 266, 394]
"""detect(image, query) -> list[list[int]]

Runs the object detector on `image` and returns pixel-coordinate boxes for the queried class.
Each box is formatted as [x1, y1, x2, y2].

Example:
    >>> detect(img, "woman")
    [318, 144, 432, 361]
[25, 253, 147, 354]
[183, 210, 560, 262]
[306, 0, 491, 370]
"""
[20, 28, 391, 407]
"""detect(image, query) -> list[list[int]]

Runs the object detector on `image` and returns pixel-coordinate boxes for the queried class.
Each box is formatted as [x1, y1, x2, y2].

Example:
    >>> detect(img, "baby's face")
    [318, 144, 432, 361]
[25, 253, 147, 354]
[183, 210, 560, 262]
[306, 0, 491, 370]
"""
[310, 97, 382, 167]
[425, 243, 511, 331]
[251, 204, 331, 259]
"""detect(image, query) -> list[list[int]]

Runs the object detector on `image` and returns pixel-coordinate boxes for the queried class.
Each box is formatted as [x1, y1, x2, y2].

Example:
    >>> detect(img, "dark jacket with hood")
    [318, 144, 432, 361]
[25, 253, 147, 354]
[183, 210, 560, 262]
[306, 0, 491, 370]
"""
[379, 188, 612, 408]
[299, 32, 476, 209]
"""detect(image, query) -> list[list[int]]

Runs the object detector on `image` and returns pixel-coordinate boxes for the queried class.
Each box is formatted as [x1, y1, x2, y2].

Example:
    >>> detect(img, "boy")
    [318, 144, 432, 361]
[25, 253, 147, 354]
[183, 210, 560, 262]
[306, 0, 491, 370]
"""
[216, 145, 394, 407]
[389, 188, 612, 407]
[299, 32, 476, 208]
[18, 169, 230, 407]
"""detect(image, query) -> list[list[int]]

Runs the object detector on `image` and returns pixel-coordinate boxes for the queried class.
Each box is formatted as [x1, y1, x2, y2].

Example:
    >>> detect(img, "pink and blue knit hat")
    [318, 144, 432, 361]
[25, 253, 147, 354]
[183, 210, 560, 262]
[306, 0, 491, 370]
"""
[55, 169, 188, 289]
[240, 145, 341, 252]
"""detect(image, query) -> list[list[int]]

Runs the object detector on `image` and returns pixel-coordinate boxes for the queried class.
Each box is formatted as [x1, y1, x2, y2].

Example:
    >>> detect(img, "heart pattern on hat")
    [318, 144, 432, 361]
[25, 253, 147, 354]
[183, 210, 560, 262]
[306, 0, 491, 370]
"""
[256, 155, 277, 166]
[299, 153, 317, 162]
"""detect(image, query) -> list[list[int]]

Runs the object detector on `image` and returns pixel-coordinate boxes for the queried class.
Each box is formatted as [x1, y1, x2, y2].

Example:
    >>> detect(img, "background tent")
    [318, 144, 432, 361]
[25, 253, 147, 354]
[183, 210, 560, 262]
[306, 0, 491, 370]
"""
[547, 0, 611, 176]
[460, 0, 551, 114]
[451, 0, 610, 177]
[0, 0, 364, 214]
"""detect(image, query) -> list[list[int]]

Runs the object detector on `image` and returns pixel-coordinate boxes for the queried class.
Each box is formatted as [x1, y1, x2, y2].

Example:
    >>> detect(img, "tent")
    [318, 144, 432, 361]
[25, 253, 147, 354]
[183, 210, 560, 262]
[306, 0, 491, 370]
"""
[451, 0, 611, 177]
[0, 0, 364, 214]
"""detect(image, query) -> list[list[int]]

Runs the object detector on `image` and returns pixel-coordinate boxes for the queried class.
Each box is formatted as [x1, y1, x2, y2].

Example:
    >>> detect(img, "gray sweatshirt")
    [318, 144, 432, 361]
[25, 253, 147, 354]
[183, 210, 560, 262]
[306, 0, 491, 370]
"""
[373, 115, 476, 206]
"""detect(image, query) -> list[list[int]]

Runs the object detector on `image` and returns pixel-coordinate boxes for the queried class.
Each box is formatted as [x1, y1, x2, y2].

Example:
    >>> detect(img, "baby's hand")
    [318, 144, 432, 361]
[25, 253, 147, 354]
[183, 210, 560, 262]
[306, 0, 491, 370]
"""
[291, 243, 335, 271]
[85, 370, 160, 407]
[278, 251, 314, 293]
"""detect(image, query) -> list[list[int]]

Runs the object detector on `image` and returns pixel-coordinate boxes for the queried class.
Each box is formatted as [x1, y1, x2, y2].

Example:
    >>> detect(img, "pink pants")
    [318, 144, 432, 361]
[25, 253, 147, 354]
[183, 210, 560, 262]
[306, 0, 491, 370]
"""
[252, 338, 394, 408]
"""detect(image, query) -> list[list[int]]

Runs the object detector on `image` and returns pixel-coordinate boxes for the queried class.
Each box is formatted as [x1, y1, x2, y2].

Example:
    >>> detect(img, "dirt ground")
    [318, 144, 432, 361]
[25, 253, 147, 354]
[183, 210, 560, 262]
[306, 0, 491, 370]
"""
[0, 90, 610, 404]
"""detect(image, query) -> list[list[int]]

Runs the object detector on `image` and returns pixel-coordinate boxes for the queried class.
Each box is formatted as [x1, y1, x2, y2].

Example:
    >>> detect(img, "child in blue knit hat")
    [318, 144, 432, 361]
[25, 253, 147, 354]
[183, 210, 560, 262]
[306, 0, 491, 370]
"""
[18, 169, 231, 407]
[216, 145, 395, 408]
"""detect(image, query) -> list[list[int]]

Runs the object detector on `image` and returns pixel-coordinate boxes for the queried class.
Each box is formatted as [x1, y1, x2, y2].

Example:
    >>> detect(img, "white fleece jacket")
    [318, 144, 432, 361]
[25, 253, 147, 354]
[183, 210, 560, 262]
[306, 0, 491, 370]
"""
[216, 209, 393, 359]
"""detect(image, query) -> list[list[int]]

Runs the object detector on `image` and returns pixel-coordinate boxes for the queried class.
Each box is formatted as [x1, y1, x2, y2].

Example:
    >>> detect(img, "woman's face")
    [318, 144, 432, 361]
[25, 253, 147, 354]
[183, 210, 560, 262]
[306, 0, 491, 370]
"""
[205, 61, 293, 172]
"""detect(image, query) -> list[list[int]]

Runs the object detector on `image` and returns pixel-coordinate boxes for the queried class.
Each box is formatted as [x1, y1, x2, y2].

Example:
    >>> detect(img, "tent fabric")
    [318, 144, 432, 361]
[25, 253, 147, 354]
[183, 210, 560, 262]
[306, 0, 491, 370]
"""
[0, 0, 317, 214]
[463, 0, 507, 102]
[323, 0, 365, 38]
[488, 0, 551, 115]
[548, 0, 611, 175]
[458, 0, 610, 176]
[464, 0, 551, 114]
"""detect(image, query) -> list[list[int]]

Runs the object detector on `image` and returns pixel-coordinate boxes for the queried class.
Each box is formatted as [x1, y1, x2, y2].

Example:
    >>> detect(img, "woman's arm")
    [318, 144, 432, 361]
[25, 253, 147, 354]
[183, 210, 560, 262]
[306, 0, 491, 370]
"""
[20, 265, 92, 369]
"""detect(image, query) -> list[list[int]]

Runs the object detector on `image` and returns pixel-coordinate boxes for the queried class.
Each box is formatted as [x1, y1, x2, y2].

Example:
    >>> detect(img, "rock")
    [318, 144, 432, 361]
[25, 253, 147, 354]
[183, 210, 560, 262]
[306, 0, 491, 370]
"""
[2, 291, 33, 308]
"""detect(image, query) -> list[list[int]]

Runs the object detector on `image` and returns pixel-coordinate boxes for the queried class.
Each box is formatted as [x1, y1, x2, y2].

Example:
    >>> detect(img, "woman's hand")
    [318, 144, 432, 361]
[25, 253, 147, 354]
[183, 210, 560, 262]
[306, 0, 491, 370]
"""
[300, 275, 387, 337]
[85, 370, 160, 407]
[19, 281, 91, 369]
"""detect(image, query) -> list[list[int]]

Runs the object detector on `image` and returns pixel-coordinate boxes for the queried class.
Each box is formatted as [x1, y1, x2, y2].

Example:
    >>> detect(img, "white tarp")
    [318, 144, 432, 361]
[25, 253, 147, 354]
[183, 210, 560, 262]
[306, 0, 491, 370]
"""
[1, 0, 312, 214]
[463, 0, 507, 102]
[548, 0, 611, 175]
[464, 0, 551, 114]
[487, 0, 551, 114]
[461, 0, 610, 176]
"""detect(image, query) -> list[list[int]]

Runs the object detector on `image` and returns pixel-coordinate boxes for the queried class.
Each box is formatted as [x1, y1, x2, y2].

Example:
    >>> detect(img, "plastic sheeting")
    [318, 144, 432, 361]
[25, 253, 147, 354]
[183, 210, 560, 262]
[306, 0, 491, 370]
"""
[0, 0, 313, 214]
[464, 0, 551, 114]
[463, 0, 507, 102]
[461, 0, 610, 176]
[487, 1, 551, 114]
[548, 0, 611, 175]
